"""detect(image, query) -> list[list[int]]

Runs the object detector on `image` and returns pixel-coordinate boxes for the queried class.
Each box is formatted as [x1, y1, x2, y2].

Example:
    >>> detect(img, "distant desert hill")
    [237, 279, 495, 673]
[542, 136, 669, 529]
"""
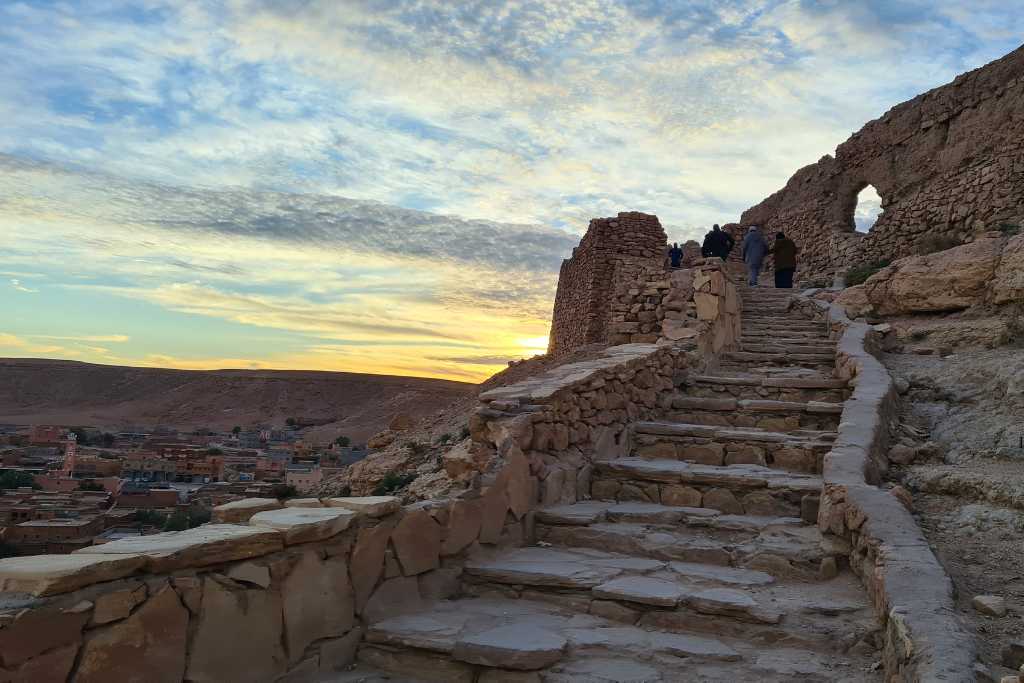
[0, 358, 476, 443]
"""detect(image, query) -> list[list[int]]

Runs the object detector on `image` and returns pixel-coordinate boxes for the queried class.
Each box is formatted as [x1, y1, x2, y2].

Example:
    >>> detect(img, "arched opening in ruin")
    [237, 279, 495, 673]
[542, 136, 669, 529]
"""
[853, 185, 883, 233]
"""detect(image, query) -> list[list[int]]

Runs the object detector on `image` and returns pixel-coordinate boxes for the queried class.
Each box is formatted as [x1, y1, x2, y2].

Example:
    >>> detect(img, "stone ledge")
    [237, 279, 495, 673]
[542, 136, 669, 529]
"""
[0, 554, 148, 598]
[802, 294, 976, 682]
[72, 524, 285, 573]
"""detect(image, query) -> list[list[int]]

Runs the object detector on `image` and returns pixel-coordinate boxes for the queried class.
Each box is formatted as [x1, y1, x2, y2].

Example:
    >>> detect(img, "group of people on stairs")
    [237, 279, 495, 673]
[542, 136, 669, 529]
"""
[668, 224, 799, 289]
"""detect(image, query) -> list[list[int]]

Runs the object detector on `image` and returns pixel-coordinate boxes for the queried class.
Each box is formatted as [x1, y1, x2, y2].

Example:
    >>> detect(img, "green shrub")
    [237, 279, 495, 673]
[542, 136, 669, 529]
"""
[458, 425, 471, 441]
[373, 472, 417, 496]
[406, 441, 428, 456]
[270, 483, 299, 499]
[436, 432, 452, 445]
[845, 260, 891, 287]
[997, 222, 1021, 236]
[334, 435, 351, 447]
[0, 470, 40, 490]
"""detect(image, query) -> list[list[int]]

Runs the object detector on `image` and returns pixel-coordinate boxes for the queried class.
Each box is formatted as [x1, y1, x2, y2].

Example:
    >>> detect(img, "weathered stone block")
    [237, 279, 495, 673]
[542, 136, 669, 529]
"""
[392, 509, 441, 575]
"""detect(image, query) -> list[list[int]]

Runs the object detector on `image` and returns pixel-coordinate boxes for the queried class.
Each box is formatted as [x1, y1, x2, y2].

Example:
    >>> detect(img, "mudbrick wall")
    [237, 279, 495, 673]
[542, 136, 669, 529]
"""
[741, 44, 1024, 280]
[548, 212, 667, 355]
[791, 295, 976, 681]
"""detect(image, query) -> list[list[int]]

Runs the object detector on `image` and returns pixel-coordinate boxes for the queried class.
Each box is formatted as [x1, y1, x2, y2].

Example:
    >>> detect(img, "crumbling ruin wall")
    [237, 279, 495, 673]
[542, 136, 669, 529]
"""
[741, 44, 1024, 280]
[548, 212, 667, 355]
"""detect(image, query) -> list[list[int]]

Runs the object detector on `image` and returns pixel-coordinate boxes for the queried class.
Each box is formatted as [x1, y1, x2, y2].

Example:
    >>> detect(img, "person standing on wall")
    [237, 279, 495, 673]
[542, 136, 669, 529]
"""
[668, 242, 683, 268]
[741, 225, 767, 287]
[771, 231, 799, 288]
[717, 224, 736, 261]
[701, 225, 734, 261]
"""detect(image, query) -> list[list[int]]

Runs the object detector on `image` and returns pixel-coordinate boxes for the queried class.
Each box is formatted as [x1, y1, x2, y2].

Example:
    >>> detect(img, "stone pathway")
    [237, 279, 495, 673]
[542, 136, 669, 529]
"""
[340, 286, 885, 682]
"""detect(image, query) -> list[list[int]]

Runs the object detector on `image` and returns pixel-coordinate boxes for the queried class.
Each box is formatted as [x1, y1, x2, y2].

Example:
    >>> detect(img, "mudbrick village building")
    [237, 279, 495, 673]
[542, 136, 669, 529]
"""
[0, 44, 1022, 683]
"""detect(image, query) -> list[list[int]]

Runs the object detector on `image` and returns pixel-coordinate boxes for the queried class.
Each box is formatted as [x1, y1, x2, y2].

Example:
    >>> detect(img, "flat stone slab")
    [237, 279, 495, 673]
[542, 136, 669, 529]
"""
[367, 612, 466, 654]
[249, 507, 358, 544]
[325, 496, 400, 517]
[592, 576, 689, 607]
[604, 503, 689, 524]
[647, 631, 741, 661]
[212, 498, 282, 524]
[284, 498, 324, 508]
[536, 501, 611, 526]
[668, 561, 775, 587]
[684, 587, 781, 624]
[75, 524, 284, 572]
[464, 554, 621, 589]
[0, 553, 148, 597]
[453, 624, 567, 670]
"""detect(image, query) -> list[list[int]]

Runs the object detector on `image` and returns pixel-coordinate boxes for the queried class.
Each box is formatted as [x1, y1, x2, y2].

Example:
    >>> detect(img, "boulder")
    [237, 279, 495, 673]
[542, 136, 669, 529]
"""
[972, 594, 1007, 617]
[76, 584, 188, 683]
[991, 234, 1024, 305]
[325, 496, 400, 517]
[391, 509, 441, 575]
[211, 497, 282, 524]
[186, 577, 287, 682]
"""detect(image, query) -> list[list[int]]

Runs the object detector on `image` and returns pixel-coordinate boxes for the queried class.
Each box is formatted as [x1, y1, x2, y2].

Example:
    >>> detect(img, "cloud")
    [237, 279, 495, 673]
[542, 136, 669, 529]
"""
[9, 278, 38, 293]
[34, 334, 130, 343]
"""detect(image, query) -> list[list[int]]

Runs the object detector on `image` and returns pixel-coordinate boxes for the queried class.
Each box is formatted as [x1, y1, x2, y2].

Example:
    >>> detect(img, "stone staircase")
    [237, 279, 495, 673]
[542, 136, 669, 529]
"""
[350, 285, 884, 682]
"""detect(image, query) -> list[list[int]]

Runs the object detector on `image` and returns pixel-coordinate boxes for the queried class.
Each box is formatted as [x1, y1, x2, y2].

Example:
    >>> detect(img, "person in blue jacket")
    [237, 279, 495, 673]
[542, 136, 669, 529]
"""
[741, 225, 768, 286]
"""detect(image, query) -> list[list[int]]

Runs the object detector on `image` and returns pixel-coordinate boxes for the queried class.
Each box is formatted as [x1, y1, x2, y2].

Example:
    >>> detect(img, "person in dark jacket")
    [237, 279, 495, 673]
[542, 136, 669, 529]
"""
[771, 231, 799, 288]
[668, 242, 683, 268]
[701, 225, 734, 260]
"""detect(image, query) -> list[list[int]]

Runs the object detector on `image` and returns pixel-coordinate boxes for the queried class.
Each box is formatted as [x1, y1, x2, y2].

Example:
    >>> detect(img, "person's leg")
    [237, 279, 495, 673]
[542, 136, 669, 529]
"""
[774, 269, 783, 288]
[781, 268, 794, 288]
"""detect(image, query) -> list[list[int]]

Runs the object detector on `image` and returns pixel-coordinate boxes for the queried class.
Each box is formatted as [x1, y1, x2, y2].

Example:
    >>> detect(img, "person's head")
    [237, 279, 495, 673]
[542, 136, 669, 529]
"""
[713, 224, 720, 232]
[749, 225, 759, 232]
[776, 232, 785, 240]
[673, 242, 678, 248]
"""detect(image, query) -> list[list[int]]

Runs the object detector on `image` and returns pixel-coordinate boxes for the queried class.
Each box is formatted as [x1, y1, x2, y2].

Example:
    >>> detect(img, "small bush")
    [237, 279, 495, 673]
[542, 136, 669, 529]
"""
[334, 435, 351, 447]
[270, 483, 299, 500]
[406, 440, 428, 456]
[996, 222, 1021, 236]
[916, 234, 960, 255]
[78, 480, 104, 492]
[373, 472, 417, 496]
[436, 432, 452, 445]
[458, 425, 471, 441]
[845, 260, 891, 287]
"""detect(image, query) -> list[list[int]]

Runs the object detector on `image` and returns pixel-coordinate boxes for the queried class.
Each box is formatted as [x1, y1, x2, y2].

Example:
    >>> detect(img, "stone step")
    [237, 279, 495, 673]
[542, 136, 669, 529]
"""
[536, 500, 809, 533]
[357, 593, 881, 681]
[632, 421, 833, 473]
[459, 547, 876, 657]
[724, 351, 836, 365]
[742, 329, 831, 340]
[665, 396, 842, 434]
[533, 515, 824, 576]
[685, 374, 848, 403]
[744, 321, 824, 330]
[740, 342, 836, 354]
[592, 458, 823, 517]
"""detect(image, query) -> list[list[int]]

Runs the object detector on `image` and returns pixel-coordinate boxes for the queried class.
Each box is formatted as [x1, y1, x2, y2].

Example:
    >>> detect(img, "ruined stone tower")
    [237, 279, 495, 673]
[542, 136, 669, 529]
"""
[547, 212, 667, 355]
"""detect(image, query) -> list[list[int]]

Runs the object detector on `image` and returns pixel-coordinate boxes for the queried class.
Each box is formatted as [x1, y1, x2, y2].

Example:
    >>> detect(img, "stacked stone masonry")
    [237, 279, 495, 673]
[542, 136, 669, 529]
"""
[741, 44, 1024, 280]
[548, 212, 668, 355]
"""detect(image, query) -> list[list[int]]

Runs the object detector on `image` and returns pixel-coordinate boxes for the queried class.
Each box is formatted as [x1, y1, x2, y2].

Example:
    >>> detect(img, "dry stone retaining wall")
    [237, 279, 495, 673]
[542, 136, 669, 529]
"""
[0, 484, 533, 681]
[742, 45, 1024, 280]
[792, 295, 976, 682]
[473, 263, 740, 510]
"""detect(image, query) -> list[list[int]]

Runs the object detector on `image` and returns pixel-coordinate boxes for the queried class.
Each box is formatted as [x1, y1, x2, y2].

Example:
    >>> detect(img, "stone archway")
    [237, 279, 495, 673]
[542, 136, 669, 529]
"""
[852, 184, 883, 233]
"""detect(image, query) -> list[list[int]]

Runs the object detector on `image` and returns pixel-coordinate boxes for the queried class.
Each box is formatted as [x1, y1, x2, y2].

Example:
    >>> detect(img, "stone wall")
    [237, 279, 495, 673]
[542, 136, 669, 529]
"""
[741, 44, 1024, 280]
[548, 212, 667, 355]
[474, 264, 740, 508]
[791, 296, 976, 681]
[0, 479, 533, 681]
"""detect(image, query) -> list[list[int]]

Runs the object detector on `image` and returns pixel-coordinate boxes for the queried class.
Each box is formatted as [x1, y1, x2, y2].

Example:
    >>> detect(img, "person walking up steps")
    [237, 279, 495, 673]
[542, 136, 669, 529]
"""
[771, 231, 799, 288]
[741, 225, 767, 286]
[668, 242, 683, 268]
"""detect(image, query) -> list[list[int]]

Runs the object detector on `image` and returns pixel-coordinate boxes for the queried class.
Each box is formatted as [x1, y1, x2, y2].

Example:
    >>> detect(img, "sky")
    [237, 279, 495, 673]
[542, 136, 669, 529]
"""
[1, 2, 1021, 382]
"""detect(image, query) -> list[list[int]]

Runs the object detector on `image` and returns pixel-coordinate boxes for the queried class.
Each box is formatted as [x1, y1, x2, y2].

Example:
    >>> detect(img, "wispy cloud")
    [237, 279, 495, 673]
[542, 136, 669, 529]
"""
[9, 278, 38, 293]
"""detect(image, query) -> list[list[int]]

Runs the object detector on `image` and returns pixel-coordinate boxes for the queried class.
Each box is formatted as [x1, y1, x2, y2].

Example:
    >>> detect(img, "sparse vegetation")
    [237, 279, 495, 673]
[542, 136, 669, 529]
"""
[270, 483, 299, 499]
[459, 425, 471, 441]
[996, 222, 1021, 236]
[373, 472, 417, 496]
[232, 425, 242, 435]
[133, 509, 168, 527]
[0, 470, 40, 490]
[845, 260, 891, 286]
[0, 541, 18, 559]
[436, 432, 452, 445]
[78, 480, 104, 492]
[405, 440, 428, 456]
[285, 417, 297, 427]
[206, 447, 223, 455]
[163, 510, 190, 532]
[334, 435, 351, 447]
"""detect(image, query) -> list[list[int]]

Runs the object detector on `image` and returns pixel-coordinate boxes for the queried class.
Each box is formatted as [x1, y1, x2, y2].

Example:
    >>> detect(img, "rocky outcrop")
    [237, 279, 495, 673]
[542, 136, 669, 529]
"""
[835, 234, 1024, 317]
[741, 45, 1024, 280]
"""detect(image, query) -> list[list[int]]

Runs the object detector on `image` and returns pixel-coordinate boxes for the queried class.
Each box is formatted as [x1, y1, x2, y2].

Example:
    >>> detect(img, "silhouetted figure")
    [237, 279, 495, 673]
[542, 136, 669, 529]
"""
[701, 224, 735, 261]
[668, 242, 683, 268]
[741, 225, 767, 286]
[771, 231, 799, 288]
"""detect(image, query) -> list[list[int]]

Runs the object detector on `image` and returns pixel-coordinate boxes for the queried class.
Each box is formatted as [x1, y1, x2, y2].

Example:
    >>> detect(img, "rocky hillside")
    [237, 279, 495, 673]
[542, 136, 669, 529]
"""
[0, 358, 475, 441]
